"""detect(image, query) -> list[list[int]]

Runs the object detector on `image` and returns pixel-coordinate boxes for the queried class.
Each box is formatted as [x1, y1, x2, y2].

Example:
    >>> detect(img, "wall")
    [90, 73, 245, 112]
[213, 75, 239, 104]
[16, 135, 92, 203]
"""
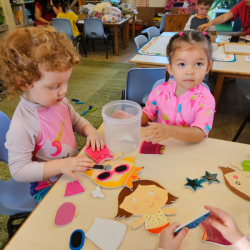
[124, 0, 166, 7]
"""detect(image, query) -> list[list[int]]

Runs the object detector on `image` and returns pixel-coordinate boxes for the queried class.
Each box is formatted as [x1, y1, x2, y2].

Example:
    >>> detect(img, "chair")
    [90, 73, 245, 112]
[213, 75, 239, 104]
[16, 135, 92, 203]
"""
[122, 68, 166, 106]
[0, 111, 38, 239]
[134, 35, 148, 50]
[52, 18, 86, 54]
[233, 94, 250, 142]
[141, 12, 168, 36]
[84, 18, 114, 59]
[147, 26, 160, 40]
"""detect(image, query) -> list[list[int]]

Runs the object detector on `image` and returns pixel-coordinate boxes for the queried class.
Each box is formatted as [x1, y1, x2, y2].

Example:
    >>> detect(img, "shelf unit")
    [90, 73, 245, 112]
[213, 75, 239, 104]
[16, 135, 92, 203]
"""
[0, 0, 34, 40]
[82, 0, 102, 5]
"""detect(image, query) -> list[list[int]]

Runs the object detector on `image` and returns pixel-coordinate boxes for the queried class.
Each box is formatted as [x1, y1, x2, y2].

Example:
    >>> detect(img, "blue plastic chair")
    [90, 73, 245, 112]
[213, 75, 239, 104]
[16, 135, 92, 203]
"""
[142, 12, 168, 36]
[134, 35, 148, 50]
[122, 68, 166, 106]
[0, 111, 38, 239]
[147, 26, 160, 40]
[84, 18, 114, 59]
[52, 18, 86, 54]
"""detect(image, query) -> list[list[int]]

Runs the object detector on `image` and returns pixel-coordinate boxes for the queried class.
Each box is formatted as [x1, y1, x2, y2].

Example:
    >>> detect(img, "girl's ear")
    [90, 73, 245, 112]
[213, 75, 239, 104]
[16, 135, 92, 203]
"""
[206, 61, 213, 75]
[166, 63, 173, 76]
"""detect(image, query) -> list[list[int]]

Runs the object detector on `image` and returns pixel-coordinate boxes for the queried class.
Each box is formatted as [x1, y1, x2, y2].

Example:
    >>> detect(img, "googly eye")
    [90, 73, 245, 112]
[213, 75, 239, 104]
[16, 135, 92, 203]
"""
[132, 198, 137, 202]
[149, 191, 154, 196]
[236, 181, 241, 185]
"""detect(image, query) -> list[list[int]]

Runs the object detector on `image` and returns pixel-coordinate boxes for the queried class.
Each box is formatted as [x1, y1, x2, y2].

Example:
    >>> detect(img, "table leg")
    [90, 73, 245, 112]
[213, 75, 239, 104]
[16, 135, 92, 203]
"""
[126, 21, 129, 48]
[114, 26, 119, 56]
[132, 15, 135, 40]
[214, 73, 225, 107]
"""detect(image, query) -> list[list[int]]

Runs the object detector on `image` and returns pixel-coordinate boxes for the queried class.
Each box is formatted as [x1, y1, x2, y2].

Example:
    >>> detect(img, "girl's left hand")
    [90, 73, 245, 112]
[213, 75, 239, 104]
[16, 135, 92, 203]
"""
[144, 122, 172, 143]
[86, 130, 105, 151]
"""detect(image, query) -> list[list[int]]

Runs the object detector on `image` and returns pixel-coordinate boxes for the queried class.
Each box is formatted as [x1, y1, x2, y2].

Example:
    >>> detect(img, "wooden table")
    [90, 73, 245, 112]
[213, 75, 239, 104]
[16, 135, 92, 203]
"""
[4, 125, 250, 250]
[77, 16, 134, 56]
[130, 32, 250, 106]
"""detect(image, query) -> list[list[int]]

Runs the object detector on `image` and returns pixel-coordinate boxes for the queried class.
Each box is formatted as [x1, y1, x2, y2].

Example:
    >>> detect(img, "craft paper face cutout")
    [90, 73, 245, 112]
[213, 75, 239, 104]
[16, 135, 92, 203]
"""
[64, 180, 85, 197]
[115, 180, 178, 235]
[84, 145, 113, 164]
[139, 141, 165, 155]
[200, 216, 231, 246]
[83, 157, 143, 190]
[174, 211, 210, 234]
[86, 217, 126, 250]
[55, 202, 76, 227]
[69, 229, 85, 250]
[219, 166, 250, 201]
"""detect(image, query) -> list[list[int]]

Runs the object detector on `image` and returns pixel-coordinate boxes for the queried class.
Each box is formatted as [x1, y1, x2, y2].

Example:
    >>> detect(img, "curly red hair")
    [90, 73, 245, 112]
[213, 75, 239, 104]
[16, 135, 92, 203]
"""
[0, 26, 80, 99]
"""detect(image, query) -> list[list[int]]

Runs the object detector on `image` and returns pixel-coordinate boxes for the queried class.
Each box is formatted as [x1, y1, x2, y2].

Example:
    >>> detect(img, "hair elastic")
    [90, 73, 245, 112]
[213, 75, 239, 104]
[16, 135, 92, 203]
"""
[202, 31, 206, 35]
[179, 32, 183, 36]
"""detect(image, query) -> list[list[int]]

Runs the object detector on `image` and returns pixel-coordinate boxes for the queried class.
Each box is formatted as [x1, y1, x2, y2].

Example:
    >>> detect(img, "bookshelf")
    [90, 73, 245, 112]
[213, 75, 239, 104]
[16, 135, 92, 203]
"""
[0, 0, 34, 40]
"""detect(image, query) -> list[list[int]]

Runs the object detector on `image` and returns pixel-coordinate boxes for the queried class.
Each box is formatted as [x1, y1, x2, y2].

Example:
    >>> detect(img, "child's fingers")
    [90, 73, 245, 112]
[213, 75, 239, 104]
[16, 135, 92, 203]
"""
[68, 172, 80, 180]
[86, 139, 90, 148]
[167, 222, 181, 232]
[76, 156, 93, 162]
[95, 140, 101, 151]
[175, 227, 189, 242]
[208, 218, 226, 234]
[100, 138, 105, 149]
[75, 162, 94, 168]
[205, 206, 230, 223]
[91, 139, 96, 151]
[73, 166, 88, 172]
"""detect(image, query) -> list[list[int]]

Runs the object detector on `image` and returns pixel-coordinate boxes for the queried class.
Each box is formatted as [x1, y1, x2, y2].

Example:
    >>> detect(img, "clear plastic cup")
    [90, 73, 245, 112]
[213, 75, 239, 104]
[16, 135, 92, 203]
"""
[102, 100, 142, 154]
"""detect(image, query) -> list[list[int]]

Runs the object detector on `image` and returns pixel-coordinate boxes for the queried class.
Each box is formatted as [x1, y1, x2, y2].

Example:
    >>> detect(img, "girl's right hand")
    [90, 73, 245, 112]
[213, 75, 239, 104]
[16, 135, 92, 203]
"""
[205, 205, 244, 244]
[198, 23, 212, 32]
[60, 155, 94, 179]
[112, 111, 134, 119]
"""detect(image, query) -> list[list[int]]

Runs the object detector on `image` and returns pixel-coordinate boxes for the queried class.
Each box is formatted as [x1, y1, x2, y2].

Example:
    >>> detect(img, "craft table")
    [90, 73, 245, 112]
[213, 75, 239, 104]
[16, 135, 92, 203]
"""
[130, 32, 250, 107]
[4, 124, 250, 250]
[77, 16, 133, 56]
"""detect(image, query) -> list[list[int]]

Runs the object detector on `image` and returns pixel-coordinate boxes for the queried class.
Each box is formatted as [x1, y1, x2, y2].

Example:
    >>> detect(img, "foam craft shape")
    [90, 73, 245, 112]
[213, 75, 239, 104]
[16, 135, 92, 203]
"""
[69, 229, 85, 250]
[84, 145, 113, 164]
[219, 166, 250, 201]
[139, 141, 165, 155]
[92, 186, 105, 199]
[242, 160, 250, 172]
[174, 211, 210, 234]
[231, 162, 243, 170]
[184, 178, 204, 193]
[86, 217, 126, 250]
[115, 180, 178, 236]
[55, 202, 77, 227]
[200, 217, 231, 246]
[83, 157, 143, 190]
[64, 180, 85, 197]
[200, 171, 220, 185]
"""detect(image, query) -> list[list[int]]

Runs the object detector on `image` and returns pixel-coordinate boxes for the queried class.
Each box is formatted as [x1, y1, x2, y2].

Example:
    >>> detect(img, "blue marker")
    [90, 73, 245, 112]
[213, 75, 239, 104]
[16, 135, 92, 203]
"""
[71, 99, 79, 102]
[89, 105, 92, 110]
[75, 102, 84, 104]
[81, 110, 88, 115]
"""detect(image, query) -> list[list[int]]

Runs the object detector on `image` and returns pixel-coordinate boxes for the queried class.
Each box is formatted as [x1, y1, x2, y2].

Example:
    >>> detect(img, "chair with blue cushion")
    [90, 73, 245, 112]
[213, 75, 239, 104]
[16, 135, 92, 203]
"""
[147, 26, 160, 40]
[84, 18, 114, 59]
[0, 111, 38, 240]
[52, 18, 86, 54]
[142, 12, 168, 36]
[134, 35, 148, 50]
[122, 68, 167, 106]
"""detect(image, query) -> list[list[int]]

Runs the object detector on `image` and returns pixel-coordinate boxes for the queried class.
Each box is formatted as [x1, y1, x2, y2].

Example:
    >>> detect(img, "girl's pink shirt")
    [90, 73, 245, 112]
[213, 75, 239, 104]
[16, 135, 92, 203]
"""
[143, 80, 216, 137]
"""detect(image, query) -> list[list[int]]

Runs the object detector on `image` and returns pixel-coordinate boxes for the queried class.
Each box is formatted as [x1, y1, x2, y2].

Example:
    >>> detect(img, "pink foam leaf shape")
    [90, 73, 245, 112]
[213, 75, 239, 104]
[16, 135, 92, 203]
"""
[55, 202, 76, 227]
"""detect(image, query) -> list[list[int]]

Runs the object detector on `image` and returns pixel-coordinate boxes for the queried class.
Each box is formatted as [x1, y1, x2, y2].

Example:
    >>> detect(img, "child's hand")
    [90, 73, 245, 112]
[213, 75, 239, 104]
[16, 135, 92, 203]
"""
[198, 23, 211, 32]
[60, 155, 94, 179]
[205, 205, 244, 244]
[112, 111, 134, 119]
[159, 223, 189, 250]
[144, 122, 172, 143]
[86, 130, 105, 151]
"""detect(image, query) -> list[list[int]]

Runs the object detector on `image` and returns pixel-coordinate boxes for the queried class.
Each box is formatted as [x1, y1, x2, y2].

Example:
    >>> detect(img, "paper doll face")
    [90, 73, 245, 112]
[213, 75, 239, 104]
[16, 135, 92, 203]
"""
[120, 185, 168, 215]
[225, 171, 250, 197]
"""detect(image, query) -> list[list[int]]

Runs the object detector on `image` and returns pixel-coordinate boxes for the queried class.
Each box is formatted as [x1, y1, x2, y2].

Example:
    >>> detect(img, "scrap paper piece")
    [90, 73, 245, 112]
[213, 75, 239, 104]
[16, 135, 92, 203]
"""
[184, 178, 204, 193]
[139, 141, 165, 155]
[92, 186, 105, 199]
[200, 217, 231, 246]
[86, 217, 126, 250]
[174, 211, 210, 234]
[84, 145, 113, 164]
[219, 166, 250, 201]
[69, 229, 85, 250]
[115, 180, 178, 236]
[64, 180, 85, 197]
[55, 202, 77, 227]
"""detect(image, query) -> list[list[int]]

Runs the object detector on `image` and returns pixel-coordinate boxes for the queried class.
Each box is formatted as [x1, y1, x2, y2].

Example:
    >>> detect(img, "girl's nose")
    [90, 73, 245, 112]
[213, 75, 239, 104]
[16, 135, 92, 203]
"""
[186, 67, 195, 75]
[59, 84, 67, 96]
